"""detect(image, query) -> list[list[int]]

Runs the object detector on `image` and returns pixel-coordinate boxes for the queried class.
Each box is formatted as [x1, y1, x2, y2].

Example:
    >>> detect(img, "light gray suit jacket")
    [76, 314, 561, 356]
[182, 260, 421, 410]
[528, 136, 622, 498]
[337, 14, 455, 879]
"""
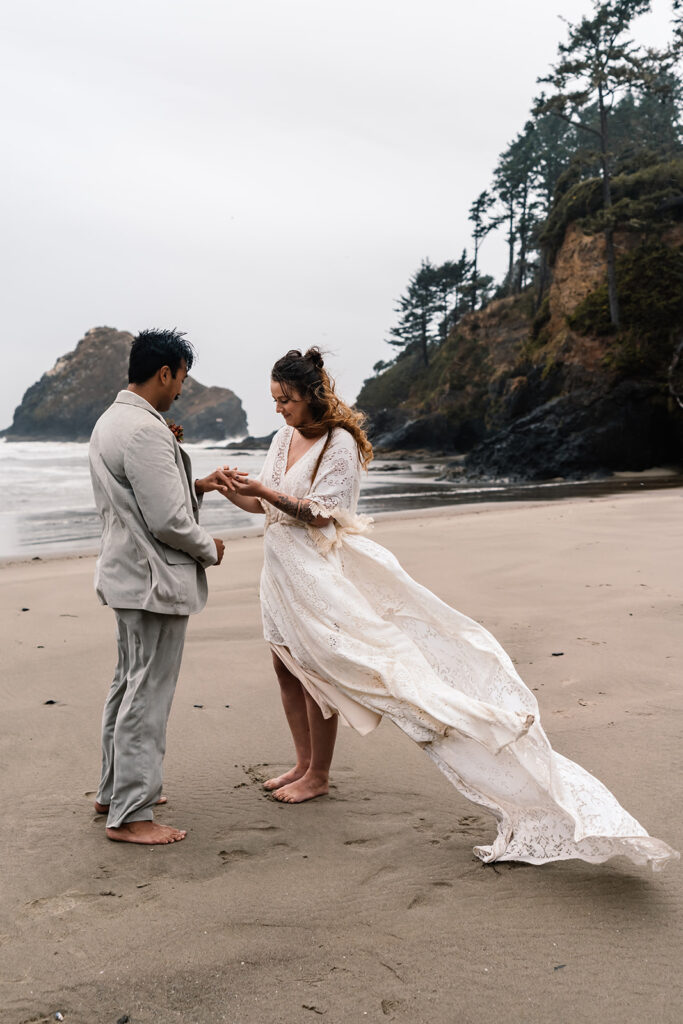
[89, 390, 218, 615]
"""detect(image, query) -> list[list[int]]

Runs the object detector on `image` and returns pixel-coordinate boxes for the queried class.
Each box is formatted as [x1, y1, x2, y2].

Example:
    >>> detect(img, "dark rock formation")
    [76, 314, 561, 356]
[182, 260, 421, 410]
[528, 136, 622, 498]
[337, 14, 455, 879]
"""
[223, 431, 276, 450]
[2, 327, 248, 442]
[465, 380, 678, 480]
[177, 378, 247, 441]
[373, 412, 483, 453]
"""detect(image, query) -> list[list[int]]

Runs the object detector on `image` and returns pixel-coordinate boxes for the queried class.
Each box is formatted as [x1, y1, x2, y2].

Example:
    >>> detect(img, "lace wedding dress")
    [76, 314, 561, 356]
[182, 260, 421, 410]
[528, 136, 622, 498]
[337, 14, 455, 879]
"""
[257, 425, 678, 870]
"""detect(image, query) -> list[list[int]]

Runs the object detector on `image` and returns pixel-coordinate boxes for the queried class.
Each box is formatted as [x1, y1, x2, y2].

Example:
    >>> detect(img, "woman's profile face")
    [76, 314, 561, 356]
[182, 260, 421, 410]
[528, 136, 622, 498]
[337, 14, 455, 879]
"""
[271, 379, 313, 428]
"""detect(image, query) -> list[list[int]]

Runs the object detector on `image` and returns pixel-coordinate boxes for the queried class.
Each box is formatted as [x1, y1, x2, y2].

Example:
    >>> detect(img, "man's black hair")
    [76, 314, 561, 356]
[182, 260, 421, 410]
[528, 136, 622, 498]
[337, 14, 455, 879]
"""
[128, 328, 195, 384]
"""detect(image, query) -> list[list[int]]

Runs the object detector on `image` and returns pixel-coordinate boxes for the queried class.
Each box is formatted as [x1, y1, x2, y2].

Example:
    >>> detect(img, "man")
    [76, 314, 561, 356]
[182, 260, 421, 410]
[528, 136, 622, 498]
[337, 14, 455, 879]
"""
[89, 328, 234, 845]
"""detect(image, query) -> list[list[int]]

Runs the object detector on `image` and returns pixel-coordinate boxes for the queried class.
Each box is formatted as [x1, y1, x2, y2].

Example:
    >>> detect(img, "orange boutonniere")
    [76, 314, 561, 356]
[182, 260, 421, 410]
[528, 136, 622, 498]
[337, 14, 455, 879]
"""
[167, 420, 184, 443]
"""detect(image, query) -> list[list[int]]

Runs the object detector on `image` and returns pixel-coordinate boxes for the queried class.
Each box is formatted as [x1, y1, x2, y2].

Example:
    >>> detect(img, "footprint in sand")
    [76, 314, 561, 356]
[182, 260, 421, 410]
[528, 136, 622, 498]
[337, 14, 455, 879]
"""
[27, 891, 112, 916]
[218, 848, 253, 864]
[230, 823, 281, 834]
[343, 835, 387, 851]
[360, 864, 401, 887]
[407, 878, 454, 910]
[219, 841, 295, 864]
[218, 823, 296, 865]
[407, 891, 428, 909]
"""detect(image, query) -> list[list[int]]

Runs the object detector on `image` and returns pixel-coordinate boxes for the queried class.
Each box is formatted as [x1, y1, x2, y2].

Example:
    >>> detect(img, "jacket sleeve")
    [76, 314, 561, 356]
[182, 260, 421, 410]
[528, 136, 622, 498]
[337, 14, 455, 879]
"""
[124, 421, 218, 567]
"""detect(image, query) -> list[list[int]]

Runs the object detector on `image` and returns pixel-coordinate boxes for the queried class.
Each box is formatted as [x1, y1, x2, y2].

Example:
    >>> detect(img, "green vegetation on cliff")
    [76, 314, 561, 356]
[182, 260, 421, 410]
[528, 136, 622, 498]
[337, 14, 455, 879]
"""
[541, 159, 683, 261]
[568, 239, 683, 374]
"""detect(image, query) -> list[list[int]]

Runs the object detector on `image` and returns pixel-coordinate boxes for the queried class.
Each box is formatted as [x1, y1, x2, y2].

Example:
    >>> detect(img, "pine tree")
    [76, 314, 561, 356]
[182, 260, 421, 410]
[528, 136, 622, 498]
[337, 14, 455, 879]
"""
[608, 76, 683, 167]
[386, 259, 440, 367]
[535, 0, 682, 327]
[433, 254, 472, 341]
[493, 123, 544, 294]
[468, 191, 495, 310]
[531, 113, 580, 214]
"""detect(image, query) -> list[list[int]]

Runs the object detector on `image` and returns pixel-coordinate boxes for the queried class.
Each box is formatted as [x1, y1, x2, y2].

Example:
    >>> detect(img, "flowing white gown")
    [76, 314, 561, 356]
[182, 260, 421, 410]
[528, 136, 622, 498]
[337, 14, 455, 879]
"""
[257, 425, 678, 870]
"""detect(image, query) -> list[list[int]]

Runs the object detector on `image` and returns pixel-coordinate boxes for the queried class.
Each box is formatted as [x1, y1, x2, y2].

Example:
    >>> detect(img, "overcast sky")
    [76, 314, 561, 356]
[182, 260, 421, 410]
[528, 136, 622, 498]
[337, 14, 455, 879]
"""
[0, 0, 676, 436]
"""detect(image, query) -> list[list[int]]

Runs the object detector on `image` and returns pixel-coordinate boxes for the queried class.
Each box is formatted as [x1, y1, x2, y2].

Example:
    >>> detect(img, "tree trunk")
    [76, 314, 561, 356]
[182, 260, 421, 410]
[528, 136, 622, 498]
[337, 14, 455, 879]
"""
[507, 201, 515, 296]
[420, 310, 429, 366]
[439, 287, 450, 344]
[517, 182, 529, 293]
[535, 250, 550, 310]
[471, 243, 479, 311]
[420, 332, 429, 366]
[598, 84, 620, 328]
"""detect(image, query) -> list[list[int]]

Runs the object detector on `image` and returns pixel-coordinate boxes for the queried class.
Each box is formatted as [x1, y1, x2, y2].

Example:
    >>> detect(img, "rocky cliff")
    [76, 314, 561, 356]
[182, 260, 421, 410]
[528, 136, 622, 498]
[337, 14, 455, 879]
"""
[2, 327, 248, 442]
[357, 162, 683, 479]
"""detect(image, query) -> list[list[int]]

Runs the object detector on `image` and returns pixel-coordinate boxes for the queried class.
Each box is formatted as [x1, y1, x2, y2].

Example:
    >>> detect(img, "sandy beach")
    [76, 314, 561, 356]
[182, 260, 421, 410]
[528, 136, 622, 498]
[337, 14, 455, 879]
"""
[2, 490, 682, 1024]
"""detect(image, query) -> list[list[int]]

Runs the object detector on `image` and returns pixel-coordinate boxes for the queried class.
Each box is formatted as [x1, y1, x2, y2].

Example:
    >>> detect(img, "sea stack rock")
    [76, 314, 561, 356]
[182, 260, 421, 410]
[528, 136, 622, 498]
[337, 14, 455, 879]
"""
[2, 327, 248, 442]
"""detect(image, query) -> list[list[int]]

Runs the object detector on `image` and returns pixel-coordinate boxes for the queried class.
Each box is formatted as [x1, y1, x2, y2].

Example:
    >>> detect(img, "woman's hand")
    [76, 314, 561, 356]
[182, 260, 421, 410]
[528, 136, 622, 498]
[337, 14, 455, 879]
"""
[211, 467, 264, 516]
[195, 467, 248, 496]
[227, 472, 265, 498]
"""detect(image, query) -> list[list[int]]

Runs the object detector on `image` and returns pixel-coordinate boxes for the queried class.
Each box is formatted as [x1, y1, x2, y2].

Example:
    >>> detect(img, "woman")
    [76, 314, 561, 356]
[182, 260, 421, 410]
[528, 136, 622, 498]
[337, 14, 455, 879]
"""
[222, 348, 678, 869]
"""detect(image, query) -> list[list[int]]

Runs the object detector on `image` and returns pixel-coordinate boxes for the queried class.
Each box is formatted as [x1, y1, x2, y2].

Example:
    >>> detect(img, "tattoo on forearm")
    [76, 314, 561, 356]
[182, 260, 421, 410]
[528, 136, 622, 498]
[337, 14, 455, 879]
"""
[272, 493, 319, 524]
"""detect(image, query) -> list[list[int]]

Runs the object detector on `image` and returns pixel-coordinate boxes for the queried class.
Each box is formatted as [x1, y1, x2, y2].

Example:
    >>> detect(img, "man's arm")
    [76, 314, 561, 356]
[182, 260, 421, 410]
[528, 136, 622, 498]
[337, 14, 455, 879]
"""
[124, 422, 219, 567]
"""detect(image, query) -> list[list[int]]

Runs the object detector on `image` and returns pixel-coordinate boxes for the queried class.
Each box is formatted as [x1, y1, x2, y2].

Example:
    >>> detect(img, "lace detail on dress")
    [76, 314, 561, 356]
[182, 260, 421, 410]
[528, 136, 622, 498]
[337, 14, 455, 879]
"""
[257, 426, 290, 519]
[271, 425, 291, 489]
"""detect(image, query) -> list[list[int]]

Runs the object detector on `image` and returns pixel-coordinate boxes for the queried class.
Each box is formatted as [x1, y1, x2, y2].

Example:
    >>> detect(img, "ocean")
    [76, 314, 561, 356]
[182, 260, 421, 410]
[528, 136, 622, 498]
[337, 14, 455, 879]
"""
[1, 439, 681, 561]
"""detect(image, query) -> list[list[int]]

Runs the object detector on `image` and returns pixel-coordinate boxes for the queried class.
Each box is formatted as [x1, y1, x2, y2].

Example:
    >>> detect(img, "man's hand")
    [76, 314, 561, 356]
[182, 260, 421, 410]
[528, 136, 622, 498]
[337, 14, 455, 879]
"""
[213, 538, 225, 564]
[195, 468, 248, 496]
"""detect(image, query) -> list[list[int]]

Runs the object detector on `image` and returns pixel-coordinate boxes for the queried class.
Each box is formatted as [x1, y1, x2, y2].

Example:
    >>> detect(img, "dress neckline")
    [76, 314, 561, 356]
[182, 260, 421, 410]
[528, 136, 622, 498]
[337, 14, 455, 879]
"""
[283, 426, 328, 477]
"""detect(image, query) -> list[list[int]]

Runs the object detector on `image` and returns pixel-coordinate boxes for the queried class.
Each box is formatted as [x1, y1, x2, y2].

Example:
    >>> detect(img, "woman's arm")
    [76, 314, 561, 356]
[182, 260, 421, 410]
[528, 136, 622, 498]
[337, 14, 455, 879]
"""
[222, 490, 265, 516]
[260, 485, 329, 527]
[230, 478, 328, 527]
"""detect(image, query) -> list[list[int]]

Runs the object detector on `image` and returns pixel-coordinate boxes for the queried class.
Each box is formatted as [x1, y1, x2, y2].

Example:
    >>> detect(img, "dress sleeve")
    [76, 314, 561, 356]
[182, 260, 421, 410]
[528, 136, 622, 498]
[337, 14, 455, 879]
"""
[303, 430, 371, 553]
[305, 429, 360, 519]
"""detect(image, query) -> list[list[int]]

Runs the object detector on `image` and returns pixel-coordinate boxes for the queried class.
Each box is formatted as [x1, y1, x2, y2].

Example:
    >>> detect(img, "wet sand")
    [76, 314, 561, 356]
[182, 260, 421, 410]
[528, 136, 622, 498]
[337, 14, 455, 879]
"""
[2, 490, 682, 1024]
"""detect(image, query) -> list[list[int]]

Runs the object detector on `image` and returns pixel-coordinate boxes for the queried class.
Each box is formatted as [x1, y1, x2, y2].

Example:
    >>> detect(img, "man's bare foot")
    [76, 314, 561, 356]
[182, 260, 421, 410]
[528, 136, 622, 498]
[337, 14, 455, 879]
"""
[273, 773, 329, 804]
[105, 821, 187, 845]
[263, 766, 308, 791]
[94, 796, 167, 814]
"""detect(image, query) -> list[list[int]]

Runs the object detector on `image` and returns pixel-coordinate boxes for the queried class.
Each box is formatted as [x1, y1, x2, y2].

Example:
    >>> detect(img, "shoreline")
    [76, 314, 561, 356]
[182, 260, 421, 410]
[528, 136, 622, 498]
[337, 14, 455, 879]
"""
[2, 478, 682, 569]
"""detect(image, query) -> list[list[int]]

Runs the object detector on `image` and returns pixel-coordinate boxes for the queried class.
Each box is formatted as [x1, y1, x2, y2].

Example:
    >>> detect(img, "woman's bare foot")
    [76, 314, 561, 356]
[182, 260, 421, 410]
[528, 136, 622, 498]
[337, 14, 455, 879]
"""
[105, 821, 186, 845]
[94, 796, 167, 814]
[263, 765, 308, 791]
[273, 772, 329, 803]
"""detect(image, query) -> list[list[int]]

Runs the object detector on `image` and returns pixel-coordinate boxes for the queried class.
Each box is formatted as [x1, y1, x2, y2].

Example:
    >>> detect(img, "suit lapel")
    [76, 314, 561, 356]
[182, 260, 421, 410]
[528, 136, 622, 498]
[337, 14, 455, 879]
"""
[178, 444, 199, 520]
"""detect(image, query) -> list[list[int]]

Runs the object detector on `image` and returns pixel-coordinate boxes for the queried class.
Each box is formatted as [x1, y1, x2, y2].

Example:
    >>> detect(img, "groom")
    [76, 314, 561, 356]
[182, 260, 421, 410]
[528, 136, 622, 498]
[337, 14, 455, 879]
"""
[89, 328, 233, 845]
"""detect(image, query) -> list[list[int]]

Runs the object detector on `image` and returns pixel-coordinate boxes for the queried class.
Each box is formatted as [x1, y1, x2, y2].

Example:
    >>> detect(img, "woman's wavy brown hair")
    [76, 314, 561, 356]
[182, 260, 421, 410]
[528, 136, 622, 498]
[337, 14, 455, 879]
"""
[271, 348, 373, 471]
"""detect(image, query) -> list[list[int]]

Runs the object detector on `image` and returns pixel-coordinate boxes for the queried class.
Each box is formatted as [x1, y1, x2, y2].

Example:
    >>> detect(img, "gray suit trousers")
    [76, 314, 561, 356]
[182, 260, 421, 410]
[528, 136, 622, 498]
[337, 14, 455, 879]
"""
[97, 608, 188, 828]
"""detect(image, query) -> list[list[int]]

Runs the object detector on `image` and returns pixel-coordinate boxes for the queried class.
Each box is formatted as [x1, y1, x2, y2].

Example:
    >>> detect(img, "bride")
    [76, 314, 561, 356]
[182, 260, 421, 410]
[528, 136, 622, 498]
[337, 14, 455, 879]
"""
[220, 347, 678, 869]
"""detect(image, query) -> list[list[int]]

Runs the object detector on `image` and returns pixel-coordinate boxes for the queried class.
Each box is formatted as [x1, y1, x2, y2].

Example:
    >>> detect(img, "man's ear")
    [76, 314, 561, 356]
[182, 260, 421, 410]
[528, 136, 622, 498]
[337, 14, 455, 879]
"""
[159, 365, 172, 385]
